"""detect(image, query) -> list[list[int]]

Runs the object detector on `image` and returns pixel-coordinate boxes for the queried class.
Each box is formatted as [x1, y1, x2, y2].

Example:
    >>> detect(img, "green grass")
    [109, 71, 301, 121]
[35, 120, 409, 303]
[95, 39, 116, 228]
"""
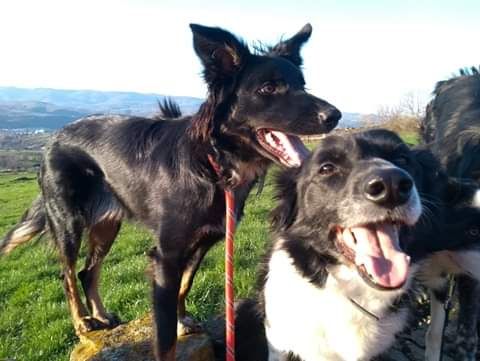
[398, 131, 420, 146]
[0, 171, 276, 361]
[0, 134, 416, 360]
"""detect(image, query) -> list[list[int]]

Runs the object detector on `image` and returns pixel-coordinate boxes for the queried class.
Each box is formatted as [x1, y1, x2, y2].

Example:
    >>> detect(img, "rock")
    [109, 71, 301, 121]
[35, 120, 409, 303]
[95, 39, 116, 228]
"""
[70, 314, 214, 361]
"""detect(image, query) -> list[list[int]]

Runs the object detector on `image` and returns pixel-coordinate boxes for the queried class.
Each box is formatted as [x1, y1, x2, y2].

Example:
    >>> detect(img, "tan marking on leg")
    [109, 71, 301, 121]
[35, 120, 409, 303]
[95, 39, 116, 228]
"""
[178, 267, 194, 318]
[63, 266, 90, 335]
[82, 220, 120, 323]
[84, 263, 109, 321]
[177, 266, 202, 336]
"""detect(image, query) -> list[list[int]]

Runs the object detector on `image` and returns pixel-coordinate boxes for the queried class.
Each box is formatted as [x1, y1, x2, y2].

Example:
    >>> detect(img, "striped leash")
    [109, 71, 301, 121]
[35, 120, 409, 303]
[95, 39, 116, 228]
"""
[207, 154, 237, 361]
[225, 190, 236, 361]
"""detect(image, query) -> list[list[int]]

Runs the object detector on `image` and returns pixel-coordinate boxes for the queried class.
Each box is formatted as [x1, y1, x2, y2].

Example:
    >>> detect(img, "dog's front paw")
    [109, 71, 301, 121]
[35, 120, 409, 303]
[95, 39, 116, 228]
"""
[177, 315, 203, 336]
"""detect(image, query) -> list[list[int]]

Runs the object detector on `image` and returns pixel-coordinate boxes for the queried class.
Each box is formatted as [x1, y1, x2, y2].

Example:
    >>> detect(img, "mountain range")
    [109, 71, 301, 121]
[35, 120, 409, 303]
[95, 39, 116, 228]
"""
[0, 86, 363, 130]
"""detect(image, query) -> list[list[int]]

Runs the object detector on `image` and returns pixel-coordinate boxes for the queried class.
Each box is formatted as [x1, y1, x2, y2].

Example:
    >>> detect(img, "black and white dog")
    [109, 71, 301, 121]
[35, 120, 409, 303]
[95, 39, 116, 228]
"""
[418, 67, 480, 361]
[257, 129, 428, 361]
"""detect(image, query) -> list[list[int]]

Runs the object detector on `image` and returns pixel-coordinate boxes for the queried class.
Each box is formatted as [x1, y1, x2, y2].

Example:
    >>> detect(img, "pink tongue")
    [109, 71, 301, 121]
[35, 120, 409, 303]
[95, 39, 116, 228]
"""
[267, 131, 310, 167]
[349, 224, 410, 288]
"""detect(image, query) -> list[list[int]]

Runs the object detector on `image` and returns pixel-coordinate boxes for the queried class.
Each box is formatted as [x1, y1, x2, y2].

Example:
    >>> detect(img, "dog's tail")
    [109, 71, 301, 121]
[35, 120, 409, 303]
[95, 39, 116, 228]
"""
[0, 196, 47, 255]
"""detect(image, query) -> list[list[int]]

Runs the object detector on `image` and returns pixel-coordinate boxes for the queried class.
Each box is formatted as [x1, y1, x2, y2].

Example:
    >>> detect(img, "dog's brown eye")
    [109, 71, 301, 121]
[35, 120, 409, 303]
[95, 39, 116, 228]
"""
[258, 83, 276, 95]
[319, 163, 336, 175]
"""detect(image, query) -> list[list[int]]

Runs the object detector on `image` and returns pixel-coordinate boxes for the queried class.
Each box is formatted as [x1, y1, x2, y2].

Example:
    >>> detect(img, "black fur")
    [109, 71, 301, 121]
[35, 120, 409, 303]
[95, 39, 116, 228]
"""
[419, 67, 480, 360]
[1, 24, 340, 361]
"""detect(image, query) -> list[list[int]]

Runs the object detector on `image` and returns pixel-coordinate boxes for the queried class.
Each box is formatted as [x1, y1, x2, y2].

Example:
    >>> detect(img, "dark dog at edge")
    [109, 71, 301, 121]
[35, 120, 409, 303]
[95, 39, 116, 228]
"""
[0, 24, 341, 360]
[418, 66, 480, 361]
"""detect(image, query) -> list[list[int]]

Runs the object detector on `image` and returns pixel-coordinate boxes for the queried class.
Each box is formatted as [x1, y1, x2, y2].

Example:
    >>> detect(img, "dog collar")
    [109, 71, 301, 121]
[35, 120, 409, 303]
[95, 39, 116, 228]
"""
[348, 297, 380, 321]
[207, 153, 248, 188]
[207, 154, 222, 177]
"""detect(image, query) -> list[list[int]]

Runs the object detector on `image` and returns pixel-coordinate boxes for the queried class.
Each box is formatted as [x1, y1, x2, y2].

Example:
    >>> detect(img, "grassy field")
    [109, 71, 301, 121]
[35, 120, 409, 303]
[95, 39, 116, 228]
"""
[0, 170, 275, 361]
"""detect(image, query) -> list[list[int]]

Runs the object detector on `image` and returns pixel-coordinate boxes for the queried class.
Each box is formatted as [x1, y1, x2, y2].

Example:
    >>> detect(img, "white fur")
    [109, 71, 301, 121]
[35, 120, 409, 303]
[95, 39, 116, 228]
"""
[425, 290, 446, 361]
[264, 246, 412, 361]
[473, 189, 480, 209]
[268, 342, 288, 361]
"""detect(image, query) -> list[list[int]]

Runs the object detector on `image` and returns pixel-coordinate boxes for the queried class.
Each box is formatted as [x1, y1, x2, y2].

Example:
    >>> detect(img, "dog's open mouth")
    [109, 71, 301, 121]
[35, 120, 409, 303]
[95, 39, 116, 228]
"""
[256, 129, 310, 167]
[334, 222, 411, 290]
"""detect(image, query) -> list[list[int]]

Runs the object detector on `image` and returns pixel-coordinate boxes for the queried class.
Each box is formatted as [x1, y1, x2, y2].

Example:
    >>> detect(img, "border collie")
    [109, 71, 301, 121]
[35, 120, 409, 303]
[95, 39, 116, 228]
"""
[258, 129, 426, 361]
[0, 24, 341, 361]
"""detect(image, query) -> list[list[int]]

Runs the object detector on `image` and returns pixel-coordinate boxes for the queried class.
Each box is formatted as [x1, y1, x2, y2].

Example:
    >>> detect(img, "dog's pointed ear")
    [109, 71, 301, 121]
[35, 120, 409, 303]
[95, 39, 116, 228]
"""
[410, 147, 442, 189]
[190, 24, 250, 85]
[269, 23, 312, 66]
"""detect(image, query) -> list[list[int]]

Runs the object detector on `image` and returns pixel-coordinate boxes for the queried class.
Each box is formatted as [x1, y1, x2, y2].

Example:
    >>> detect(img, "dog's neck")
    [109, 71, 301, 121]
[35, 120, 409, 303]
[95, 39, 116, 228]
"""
[205, 140, 269, 188]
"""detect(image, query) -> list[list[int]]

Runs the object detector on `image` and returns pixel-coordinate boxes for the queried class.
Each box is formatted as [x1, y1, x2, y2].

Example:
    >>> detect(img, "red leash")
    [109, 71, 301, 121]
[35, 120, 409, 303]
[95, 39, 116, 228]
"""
[207, 154, 237, 361]
[225, 190, 236, 361]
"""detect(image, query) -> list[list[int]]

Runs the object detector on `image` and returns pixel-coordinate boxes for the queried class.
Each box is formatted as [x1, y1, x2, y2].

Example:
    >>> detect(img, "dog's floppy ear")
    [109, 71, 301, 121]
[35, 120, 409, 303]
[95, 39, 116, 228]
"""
[190, 24, 250, 86]
[271, 168, 300, 231]
[454, 131, 480, 179]
[443, 177, 479, 207]
[269, 23, 312, 66]
[410, 147, 442, 191]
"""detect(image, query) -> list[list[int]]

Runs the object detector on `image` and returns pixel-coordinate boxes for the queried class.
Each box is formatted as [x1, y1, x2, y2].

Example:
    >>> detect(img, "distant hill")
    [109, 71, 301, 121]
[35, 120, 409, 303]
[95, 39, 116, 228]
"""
[0, 101, 89, 130]
[0, 86, 362, 130]
[0, 87, 203, 130]
[338, 112, 364, 128]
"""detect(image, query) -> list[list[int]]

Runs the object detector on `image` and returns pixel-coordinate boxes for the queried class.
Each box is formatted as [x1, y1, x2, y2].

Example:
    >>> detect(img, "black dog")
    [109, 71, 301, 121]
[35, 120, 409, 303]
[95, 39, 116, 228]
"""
[0, 24, 341, 361]
[237, 129, 429, 360]
[418, 67, 480, 361]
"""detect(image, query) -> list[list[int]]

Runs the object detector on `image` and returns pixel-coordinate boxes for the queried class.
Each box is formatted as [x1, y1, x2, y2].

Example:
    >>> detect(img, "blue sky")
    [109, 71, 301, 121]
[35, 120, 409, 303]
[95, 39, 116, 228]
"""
[0, 0, 479, 113]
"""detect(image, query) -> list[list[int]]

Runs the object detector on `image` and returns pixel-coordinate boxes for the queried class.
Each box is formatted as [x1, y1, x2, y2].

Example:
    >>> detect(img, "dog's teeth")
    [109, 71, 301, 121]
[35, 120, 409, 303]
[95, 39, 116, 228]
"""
[266, 132, 274, 144]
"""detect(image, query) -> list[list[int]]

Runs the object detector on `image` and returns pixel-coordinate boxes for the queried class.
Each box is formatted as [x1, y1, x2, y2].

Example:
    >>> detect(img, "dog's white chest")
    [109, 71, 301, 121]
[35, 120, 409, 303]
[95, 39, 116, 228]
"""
[264, 250, 408, 361]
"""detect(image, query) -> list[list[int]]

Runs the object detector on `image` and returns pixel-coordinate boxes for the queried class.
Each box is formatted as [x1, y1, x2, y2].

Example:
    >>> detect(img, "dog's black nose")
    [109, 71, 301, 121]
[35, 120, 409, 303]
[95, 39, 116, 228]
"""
[318, 107, 341, 130]
[364, 168, 413, 207]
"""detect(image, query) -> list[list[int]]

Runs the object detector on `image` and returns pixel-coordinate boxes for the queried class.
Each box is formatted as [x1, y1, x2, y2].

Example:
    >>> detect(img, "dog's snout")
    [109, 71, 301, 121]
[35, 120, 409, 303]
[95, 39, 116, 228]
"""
[318, 107, 341, 130]
[364, 169, 413, 207]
